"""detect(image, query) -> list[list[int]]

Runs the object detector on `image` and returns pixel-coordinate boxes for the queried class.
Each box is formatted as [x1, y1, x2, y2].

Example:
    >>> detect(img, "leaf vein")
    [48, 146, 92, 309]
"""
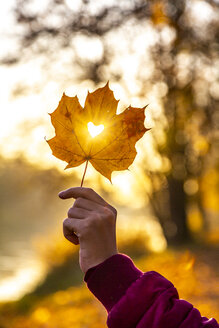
[52, 117, 86, 156]
[52, 145, 83, 158]
[93, 157, 131, 161]
[92, 127, 127, 157]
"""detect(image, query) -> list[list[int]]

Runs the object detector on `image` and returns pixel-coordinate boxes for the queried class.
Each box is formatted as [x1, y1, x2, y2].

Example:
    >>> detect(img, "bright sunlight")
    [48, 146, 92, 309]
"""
[87, 122, 104, 138]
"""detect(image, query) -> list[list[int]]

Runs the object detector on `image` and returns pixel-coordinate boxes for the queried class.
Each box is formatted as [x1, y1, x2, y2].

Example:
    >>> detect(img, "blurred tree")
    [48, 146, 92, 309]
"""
[5, 0, 219, 245]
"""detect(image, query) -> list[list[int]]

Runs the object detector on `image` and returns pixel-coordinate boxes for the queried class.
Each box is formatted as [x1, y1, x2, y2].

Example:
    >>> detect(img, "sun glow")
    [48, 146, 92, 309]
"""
[87, 121, 104, 138]
[0, 261, 46, 301]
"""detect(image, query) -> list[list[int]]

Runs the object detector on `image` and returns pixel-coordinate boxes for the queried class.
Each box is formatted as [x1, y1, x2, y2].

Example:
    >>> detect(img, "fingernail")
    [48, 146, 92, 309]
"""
[58, 191, 64, 198]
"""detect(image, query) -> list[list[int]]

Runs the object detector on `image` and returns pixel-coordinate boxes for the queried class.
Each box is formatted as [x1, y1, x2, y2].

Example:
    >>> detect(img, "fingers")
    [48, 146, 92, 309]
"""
[59, 187, 107, 206]
[68, 207, 90, 219]
[61, 188, 117, 247]
[73, 197, 104, 212]
[59, 187, 117, 217]
[63, 218, 80, 245]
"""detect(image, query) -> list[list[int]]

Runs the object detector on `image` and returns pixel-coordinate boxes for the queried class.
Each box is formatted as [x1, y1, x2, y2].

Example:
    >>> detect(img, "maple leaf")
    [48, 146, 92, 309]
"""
[47, 83, 149, 184]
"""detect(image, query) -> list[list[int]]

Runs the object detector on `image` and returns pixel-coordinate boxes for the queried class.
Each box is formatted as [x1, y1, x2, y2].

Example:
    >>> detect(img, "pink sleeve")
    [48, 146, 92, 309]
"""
[84, 254, 219, 328]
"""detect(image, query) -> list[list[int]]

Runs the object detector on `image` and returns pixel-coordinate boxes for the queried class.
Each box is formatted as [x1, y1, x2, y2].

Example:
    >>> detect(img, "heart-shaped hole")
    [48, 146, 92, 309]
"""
[87, 122, 104, 138]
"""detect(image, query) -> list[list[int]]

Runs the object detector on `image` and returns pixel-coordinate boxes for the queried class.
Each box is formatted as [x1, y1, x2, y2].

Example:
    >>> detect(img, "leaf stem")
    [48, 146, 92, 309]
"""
[80, 160, 89, 187]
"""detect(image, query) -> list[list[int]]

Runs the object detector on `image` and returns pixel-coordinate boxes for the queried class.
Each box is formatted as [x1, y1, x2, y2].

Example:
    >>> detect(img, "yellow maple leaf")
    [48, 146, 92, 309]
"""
[47, 83, 149, 184]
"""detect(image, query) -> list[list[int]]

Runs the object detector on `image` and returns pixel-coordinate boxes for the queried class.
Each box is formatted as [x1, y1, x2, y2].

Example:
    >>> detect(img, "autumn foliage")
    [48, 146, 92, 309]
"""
[47, 83, 148, 183]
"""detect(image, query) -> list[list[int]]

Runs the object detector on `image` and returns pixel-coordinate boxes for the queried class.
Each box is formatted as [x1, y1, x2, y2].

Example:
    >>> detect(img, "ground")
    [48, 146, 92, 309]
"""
[0, 244, 218, 328]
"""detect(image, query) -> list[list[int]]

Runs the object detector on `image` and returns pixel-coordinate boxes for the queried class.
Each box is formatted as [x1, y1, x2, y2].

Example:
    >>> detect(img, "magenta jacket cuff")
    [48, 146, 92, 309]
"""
[84, 253, 143, 312]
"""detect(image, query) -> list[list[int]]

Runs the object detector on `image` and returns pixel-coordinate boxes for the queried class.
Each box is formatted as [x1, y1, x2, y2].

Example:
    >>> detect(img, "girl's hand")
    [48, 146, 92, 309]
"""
[59, 187, 118, 274]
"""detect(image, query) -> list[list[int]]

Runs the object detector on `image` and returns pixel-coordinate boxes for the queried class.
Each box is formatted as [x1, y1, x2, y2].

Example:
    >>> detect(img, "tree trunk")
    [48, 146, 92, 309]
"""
[148, 174, 191, 246]
[166, 176, 191, 245]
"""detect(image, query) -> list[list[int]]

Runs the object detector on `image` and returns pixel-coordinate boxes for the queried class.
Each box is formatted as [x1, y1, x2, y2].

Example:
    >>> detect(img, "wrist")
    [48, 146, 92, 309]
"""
[91, 249, 118, 269]
[80, 248, 118, 274]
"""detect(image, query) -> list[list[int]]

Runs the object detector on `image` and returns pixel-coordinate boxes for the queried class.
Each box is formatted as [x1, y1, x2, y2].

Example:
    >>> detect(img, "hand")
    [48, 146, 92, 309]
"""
[59, 187, 118, 274]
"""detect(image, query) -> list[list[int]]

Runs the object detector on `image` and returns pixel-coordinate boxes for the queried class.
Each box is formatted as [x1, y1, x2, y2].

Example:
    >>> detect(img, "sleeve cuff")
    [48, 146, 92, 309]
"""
[84, 253, 143, 312]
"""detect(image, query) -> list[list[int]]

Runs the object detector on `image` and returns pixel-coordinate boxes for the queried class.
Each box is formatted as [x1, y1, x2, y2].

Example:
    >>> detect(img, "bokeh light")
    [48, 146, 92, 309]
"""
[0, 0, 218, 325]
